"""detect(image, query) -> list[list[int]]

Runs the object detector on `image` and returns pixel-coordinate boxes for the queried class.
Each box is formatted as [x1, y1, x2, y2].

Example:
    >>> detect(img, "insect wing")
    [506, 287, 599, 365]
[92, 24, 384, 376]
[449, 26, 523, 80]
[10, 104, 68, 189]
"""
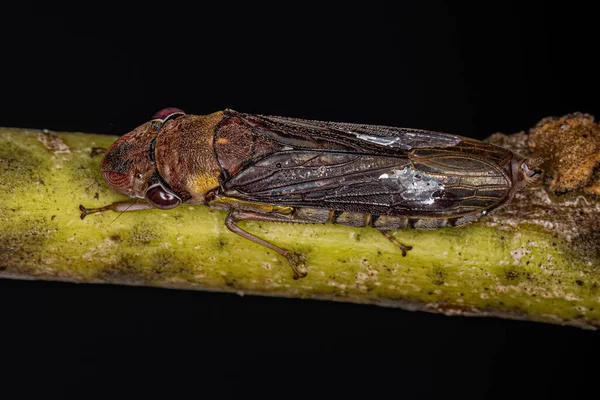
[221, 112, 515, 218]
[230, 111, 463, 153]
[224, 150, 413, 215]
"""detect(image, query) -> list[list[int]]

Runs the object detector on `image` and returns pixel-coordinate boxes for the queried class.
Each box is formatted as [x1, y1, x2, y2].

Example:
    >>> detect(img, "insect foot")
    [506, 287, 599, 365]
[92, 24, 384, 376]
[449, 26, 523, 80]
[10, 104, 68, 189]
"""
[285, 252, 308, 280]
[79, 204, 113, 219]
[380, 230, 413, 256]
[79, 204, 92, 219]
[90, 147, 107, 157]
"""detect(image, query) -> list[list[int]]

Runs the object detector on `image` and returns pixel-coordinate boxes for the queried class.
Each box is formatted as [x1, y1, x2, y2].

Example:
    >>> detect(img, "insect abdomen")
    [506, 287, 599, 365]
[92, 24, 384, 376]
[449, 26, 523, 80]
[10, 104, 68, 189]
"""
[293, 207, 485, 230]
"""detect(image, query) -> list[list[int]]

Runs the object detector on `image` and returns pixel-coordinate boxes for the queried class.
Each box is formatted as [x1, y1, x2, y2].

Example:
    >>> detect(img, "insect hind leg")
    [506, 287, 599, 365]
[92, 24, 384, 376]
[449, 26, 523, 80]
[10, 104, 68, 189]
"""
[379, 230, 413, 256]
[225, 210, 308, 279]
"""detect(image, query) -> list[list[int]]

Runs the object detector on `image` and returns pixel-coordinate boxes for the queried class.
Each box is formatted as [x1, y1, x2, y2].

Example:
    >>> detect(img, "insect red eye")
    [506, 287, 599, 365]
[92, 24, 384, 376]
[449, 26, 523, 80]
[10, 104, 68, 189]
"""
[151, 107, 185, 121]
[145, 184, 181, 209]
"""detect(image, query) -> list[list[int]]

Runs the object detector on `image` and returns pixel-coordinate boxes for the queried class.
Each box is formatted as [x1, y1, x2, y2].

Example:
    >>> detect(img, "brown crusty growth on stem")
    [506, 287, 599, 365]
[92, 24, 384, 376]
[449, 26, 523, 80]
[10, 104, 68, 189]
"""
[528, 112, 600, 195]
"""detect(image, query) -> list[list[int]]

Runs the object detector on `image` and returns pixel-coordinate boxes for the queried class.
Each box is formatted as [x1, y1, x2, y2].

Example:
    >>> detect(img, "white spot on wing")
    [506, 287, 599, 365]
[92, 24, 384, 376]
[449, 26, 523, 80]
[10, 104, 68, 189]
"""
[357, 134, 409, 146]
[355, 130, 460, 150]
[378, 168, 444, 205]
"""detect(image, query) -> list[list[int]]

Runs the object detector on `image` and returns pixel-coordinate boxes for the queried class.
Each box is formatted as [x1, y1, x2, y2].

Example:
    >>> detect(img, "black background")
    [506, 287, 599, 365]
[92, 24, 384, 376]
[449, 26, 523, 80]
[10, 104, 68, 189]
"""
[1, 2, 598, 398]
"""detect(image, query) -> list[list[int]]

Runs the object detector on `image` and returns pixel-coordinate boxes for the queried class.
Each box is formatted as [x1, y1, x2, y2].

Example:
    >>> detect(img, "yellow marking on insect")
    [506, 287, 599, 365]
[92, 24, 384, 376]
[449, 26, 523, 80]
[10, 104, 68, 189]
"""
[208, 195, 294, 215]
[328, 210, 335, 222]
[216, 137, 229, 145]
[188, 173, 220, 195]
[272, 205, 294, 215]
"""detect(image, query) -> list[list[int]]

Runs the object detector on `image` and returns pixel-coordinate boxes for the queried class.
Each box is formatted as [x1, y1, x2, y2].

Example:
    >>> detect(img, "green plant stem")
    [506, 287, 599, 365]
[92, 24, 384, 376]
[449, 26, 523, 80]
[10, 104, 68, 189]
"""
[1, 126, 599, 329]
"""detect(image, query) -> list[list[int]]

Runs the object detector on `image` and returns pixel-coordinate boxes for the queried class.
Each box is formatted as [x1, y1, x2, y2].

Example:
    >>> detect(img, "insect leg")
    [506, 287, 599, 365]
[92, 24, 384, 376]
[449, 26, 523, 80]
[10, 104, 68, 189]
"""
[224, 210, 308, 279]
[378, 230, 413, 257]
[79, 201, 154, 219]
[90, 147, 107, 157]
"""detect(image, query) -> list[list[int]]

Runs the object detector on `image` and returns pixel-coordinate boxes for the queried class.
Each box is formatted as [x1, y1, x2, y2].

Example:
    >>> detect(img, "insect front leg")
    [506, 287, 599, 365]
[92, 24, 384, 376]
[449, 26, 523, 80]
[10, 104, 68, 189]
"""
[225, 209, 309, 279]
[90, 147, 107, 157]
[79, 201, 154, 219]
[378, 230, 413, 256]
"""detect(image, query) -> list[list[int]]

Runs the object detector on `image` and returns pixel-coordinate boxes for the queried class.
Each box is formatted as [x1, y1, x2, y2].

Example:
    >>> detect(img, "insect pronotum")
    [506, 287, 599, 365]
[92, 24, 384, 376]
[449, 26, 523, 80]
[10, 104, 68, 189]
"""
[80, 108, 541, 278]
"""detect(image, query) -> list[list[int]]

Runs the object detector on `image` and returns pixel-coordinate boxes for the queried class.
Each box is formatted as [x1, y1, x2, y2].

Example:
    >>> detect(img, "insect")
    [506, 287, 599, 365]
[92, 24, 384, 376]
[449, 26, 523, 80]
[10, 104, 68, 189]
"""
[80, 108, 541, 279]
